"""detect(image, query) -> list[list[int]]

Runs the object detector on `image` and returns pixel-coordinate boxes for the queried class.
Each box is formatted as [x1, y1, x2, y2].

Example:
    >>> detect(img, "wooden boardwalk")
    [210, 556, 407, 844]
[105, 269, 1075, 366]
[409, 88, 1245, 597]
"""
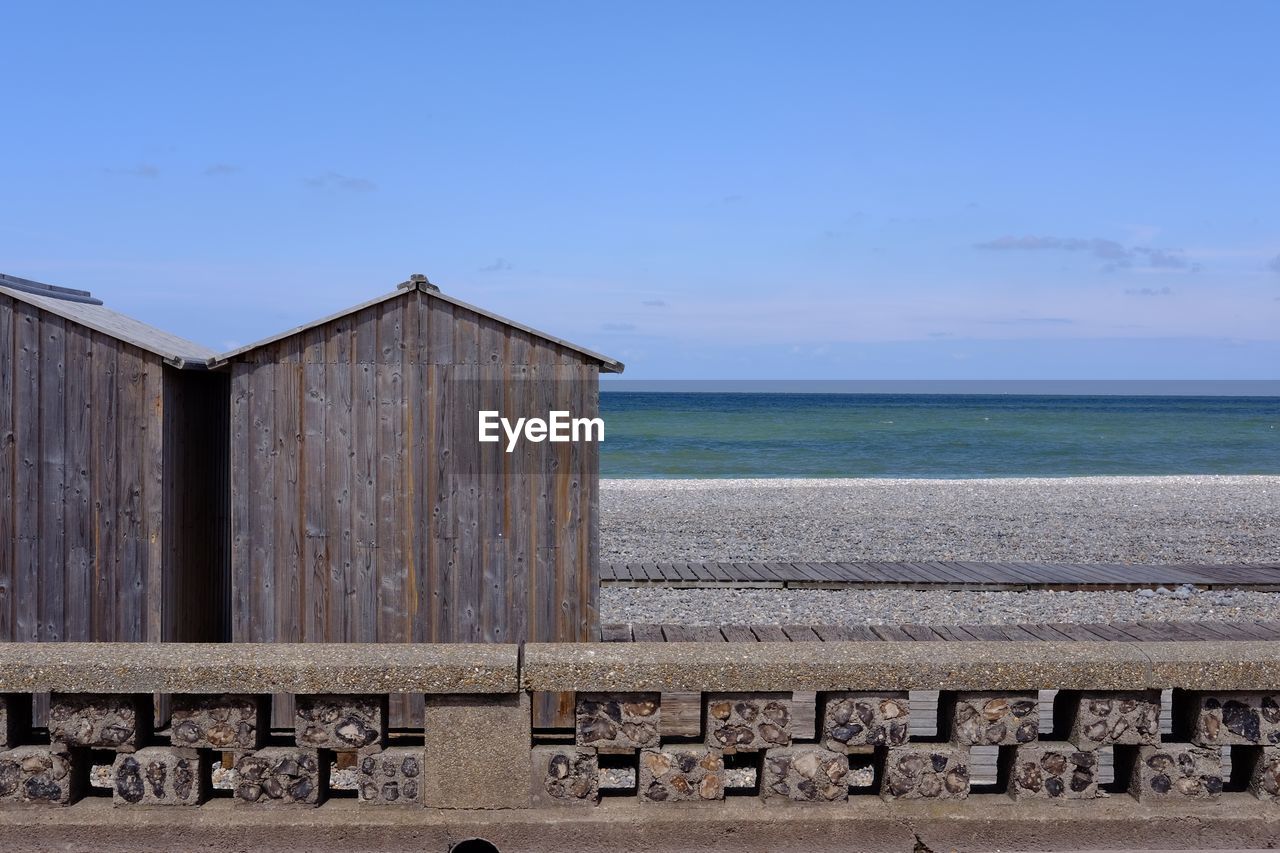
[599, 619, 1280, 643]
[603, 561, 1280, 590]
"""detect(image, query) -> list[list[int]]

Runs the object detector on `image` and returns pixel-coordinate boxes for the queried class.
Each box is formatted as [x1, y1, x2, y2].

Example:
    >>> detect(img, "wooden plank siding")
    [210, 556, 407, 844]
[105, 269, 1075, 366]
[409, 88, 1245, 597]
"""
[226, 288, 603, 727]
[0, 293, 226, 653]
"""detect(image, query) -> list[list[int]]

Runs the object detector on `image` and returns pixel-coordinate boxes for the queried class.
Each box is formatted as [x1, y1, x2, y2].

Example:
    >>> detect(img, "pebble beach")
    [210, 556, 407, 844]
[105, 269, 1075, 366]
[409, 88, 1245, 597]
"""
[599, 475, 1280, 626]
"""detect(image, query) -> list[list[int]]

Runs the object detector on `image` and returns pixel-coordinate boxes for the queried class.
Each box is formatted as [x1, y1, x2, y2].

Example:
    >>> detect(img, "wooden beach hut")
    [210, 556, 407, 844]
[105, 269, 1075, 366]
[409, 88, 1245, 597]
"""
[212, 275, 623, 724]
[0, 272, 228, 647]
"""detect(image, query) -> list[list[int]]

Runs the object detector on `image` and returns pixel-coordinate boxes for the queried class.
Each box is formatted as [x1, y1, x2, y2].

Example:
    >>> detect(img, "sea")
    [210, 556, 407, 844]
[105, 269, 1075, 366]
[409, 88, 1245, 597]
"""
[598, 385, 1280, 479]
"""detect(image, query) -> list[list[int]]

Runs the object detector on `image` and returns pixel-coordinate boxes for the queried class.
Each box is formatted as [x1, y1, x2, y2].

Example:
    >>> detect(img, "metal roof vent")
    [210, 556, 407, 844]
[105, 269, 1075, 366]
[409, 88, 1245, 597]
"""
[0, 272, 104, 305]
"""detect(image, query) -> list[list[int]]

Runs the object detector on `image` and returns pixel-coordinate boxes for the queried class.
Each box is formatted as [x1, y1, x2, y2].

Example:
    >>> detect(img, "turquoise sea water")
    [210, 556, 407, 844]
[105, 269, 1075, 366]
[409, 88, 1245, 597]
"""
[599, 393, 1280, 478]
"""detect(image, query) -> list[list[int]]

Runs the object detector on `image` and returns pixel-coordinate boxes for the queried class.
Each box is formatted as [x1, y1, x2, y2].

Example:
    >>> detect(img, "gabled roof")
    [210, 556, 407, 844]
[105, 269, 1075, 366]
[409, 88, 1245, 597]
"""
[210, 276, 625, 373]
[0, 273, 218, 368]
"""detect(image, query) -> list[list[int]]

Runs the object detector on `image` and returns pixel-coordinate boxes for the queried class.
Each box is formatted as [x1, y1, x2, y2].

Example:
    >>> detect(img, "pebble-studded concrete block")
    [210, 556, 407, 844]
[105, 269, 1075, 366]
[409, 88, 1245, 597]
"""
[233, 747, 326, 807]
[1247, 747, 1280, 802]
[947, 692, 1039, 746]
[881, 746, 970, 800]
[1062, 691, 1161, 750]
[111, 747, 207, 806]
[0, 745, 85, 805]
[356, 748, 423, 805]
[705, 693, 792, 753]
[820, 692, 909, 752]
[295, 693, 387, 750]
[1185, 692, 1280, 746]
[1129, 743, 1223, 802]
[1007, 742, 1099, 800]
[532, 746, 600, 806]
[170, 693, 268, 752]
[1, 694, 30, 750]
[639, 747, 724, 803]
[47, 693, 150, 752]
[575, 692, 661, 753]
[761, 746, 849, 803]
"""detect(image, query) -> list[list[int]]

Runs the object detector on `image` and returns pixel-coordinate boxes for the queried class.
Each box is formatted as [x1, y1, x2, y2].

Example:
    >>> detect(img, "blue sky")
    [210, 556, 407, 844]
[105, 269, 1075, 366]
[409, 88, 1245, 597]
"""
[3, 2, 1278, 379]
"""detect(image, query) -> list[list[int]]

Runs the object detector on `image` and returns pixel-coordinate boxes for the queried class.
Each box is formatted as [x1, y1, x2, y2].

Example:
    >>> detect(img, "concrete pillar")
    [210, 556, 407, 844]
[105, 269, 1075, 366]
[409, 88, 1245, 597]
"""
[423, 693, 531, 809]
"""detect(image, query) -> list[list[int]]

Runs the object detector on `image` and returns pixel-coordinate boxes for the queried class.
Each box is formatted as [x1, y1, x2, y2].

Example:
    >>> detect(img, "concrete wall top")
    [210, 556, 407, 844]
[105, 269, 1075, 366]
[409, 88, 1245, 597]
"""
[0, 643, 519, 694]
[521, 640, 1280, 692]
[3, 640, 1278, 696]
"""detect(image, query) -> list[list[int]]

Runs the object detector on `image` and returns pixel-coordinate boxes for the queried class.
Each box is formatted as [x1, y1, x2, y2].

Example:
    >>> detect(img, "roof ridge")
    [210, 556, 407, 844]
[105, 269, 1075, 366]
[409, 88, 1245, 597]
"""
[211, 276, 624, 373]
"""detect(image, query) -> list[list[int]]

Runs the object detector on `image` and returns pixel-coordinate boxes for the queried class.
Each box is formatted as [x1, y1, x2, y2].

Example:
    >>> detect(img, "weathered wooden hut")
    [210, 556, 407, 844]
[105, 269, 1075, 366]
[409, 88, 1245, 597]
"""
[212, 275, 622, 724]
[0, 272, 228, 647]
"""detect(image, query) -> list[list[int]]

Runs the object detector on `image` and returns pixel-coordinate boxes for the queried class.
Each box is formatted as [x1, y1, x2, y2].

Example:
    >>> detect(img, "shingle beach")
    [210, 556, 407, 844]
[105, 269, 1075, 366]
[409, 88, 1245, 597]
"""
[599, 475, 1280, 626]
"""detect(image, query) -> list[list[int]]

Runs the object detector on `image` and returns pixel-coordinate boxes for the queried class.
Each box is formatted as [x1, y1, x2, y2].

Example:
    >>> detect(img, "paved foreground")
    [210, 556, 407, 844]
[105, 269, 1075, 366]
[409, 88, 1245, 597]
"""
[0, 796, 1277, 852]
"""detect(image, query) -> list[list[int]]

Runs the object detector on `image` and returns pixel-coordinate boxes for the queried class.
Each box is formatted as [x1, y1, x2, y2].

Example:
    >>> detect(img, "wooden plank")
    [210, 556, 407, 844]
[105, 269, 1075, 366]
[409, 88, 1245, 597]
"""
[13, 302, 40, 641]
[599, 623, 632, 642]
[1018, 623, 1075, 642]
[503, 328, 532, 650]
[632, 623, 665, 642]
[781, 625, 822, 642]
[377, 304, 407, 646]
[677, 563, 705, 583]
[750, 625, 790, 642]
[786, 562, 830, 583]
[1195, 621, 1267, 641]
[276, 343, 303, 646]
[808, 625, 847, 641]
[995, 624, 1041, 641]
[900, 562, 950, 584]
[0, 300, 13, 640]
[1248, 621, 1280, 640]
[141, 355, 165, 643]
[353, 310, 379, 642]
[327, 320, 355, 642]
[814, 624, 881, 642]
[954, 562, 1013, 585]
[1167, 621, 1235, 641]
[1136, 621, 1203, 642]
[1082, 622, 1139, 642]
[1215, 621, 1275, 640]
[870, 624, 914, 642]
[798, 562, 845, 583]
[405, 299, 429, 654]
[90, 336, 118, 642]
[37, 314, 66, 642]
[301, 328, 328, 642]
[246, 358, 276, 644]
[476, 357, 505, 645]
[228, 366, 250, 641]
[661, 625, 698, 642]
[958, 624, 1008, 641]
[933, 562, 997, 584]
[1044, 622, 1110, 642]
[116, 345, 147, 642]
[900, 624, 943, 641]
[443, 321, 477, 645]
[830, 563, 883, 583]
[791, 690, 817, 740]
[720, 625, 757, 642]
[724, 562, 759, 583]
[1110, 622, 1165, 641]
[659, 692, 702, 738]
[584, 364, 601, 646]
[930, 625, 974, 642]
